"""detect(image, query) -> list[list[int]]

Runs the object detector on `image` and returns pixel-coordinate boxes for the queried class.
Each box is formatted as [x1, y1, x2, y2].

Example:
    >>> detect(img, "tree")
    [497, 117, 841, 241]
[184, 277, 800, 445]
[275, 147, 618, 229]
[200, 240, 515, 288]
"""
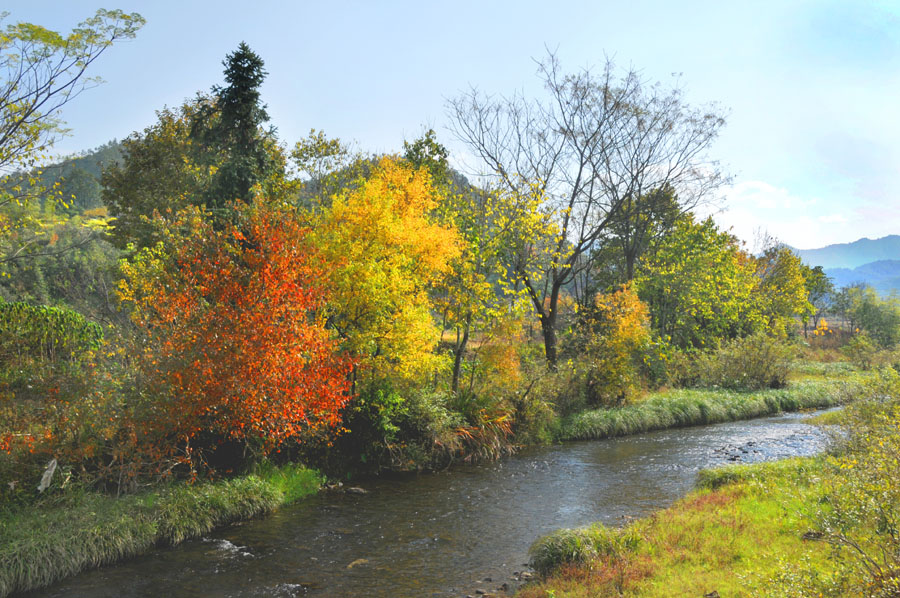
[311, 157, 460, 387]
[195, 42, 282, 210]
[635, 216, 761, 349]
[403, 128, 451, 189]
[802, 264, 834, 334]
[0, 9, 144, 173]
[103, 100, 214, 249]
[844, 285, 900, 347]
[449, 53, 727, 367]
[754, 244, 814, 335]
[291, 129, 364, 208]
[576, 184, 682, 304]
[402, 129, 531, 393]
[573, 284, 652, 406]
[118, 201, 354, 462]
[0, 9, 144, 267]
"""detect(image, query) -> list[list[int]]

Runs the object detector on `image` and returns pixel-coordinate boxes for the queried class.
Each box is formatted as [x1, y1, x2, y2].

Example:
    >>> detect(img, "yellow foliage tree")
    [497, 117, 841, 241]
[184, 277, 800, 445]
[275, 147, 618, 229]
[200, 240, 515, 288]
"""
[311, 157, 460, 385]
[577, 284, 652, 406]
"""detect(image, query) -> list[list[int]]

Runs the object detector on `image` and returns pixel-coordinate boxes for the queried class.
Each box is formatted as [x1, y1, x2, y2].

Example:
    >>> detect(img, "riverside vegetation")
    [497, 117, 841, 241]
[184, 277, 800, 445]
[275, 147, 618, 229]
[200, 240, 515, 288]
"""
[3, 10, 900, 597]
[522, 368, 900, 597]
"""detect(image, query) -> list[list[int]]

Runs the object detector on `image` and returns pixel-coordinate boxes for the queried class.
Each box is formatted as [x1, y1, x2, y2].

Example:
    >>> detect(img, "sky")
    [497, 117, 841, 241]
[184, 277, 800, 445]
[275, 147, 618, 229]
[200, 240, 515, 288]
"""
[4, 0, 899, 249]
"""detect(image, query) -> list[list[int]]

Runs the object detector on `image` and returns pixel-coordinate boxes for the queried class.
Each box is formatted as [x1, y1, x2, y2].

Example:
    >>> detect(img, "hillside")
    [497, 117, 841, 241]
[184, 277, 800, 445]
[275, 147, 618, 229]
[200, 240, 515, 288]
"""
[0, 142, 125, 214]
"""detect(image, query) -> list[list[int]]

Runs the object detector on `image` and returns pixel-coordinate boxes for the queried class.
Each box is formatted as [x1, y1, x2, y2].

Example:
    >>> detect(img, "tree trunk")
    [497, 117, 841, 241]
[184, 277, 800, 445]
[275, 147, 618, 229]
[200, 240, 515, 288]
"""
[540, 284, 562, 369]
[451, 315, 471, 393]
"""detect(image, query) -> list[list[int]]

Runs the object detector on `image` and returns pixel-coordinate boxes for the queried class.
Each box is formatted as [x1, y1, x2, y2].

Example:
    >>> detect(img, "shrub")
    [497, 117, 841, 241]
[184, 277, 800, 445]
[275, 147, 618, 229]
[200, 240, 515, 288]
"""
[695, 332, 793, 390]
[661, 346, 700, 388]
[842, 332, 878, 370]
[569, 285, 651, 407]
[118, 202, 354, 475]
[807, 369, 900, 596]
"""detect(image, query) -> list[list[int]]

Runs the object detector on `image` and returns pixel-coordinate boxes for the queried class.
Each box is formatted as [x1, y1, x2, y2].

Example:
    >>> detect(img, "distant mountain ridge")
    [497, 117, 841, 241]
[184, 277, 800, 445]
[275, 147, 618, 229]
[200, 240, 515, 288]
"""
[793, 236, 900, 295]
[794, 235, 900, 270]
[824, 260, 900, 296]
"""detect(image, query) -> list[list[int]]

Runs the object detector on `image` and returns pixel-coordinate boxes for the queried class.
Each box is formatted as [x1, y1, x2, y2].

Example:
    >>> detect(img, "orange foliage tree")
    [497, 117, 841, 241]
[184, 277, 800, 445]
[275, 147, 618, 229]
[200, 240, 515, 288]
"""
[119, 202, 354, 466]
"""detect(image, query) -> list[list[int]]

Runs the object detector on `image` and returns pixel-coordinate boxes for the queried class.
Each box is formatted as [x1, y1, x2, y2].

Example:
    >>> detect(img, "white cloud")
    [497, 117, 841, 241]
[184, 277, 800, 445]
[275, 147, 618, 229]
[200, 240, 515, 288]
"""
[701, 180, 875, 249]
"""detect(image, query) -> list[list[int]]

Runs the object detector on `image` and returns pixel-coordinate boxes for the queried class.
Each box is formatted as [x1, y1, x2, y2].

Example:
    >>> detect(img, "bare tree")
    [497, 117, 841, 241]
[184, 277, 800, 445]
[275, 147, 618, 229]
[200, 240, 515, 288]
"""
[448, 53, 727, 367]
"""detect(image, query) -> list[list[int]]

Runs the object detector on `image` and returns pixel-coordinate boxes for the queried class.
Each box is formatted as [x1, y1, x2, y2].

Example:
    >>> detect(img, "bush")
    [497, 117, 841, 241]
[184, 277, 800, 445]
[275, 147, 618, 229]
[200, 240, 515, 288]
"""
[842, 332, 879, 370]
[695, 332, 794, 390]
[568, 285, 652, 407]
[660, 346, 701, 388]
[805, 368, 900, 596]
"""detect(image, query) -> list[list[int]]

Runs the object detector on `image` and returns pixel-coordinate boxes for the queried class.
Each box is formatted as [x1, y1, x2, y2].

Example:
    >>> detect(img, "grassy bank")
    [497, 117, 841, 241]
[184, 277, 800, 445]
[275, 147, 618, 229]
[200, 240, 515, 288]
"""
[0, 464, 321, 598]
[523, 457, 834, 597]
[558, 375, 863, 441]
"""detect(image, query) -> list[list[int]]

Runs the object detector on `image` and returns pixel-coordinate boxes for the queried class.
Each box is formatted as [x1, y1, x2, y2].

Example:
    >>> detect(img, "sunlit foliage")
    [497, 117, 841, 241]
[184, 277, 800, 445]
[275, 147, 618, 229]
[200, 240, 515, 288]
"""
[118, 201, 354, 461]
[311, 157, 460, 385]
[636, 216, 761, 349]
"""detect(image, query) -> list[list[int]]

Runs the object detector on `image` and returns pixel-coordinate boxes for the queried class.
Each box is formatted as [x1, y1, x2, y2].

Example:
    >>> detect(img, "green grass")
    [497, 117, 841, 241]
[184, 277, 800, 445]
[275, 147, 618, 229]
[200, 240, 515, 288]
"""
[804, 407, 846, 426]
[790, 359, 858, 379]
[0, 464, 321, 598]
[558, 375, 864, 441]
[520, 457, 834, 598]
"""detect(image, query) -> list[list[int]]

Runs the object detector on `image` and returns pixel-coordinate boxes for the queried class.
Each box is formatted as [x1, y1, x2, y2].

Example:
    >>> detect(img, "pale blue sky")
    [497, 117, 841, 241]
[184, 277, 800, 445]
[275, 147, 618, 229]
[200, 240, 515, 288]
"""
[5, 0, 899, 249]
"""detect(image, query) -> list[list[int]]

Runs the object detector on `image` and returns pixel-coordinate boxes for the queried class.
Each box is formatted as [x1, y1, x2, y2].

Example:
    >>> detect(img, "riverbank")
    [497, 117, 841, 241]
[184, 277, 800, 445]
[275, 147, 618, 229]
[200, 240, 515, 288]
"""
[0, 373, 861, 597]
[557, 373, 863, 441]
[0, 464, 321, 597]
[522, 457, 833, 597]
[523, 367, 899, 597]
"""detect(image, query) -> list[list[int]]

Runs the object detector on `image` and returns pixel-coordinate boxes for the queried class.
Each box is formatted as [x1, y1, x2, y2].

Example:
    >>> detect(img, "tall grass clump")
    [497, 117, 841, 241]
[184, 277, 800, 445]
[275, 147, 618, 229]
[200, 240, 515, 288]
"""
[529, 523, 642, 576]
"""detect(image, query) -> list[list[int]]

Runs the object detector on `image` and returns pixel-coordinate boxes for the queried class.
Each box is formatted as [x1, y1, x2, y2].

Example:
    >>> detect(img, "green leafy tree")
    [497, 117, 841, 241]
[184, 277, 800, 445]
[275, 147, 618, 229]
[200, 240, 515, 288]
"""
[103, 100, 215, 250]
[580, 184, 682, 303]
[844, 285, 900, 347]
[105, 46, 290, 249]
[403, 128, 451, 189]
[754, 244, 814, 335]
[636, 216, 762, 349]
[291, 129, 365, 208]
[0, 9, 144, 268]
[802, 264, 834, 333]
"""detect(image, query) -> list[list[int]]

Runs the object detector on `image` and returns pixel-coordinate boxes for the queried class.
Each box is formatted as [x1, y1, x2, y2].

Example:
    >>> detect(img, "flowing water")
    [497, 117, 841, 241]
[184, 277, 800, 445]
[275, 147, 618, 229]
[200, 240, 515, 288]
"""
[22, 411, 830, 598]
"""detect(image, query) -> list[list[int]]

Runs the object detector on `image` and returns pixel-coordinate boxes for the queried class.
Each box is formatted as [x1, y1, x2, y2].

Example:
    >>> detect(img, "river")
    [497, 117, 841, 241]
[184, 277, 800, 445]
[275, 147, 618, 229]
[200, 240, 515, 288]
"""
[21, 410, 829, 598]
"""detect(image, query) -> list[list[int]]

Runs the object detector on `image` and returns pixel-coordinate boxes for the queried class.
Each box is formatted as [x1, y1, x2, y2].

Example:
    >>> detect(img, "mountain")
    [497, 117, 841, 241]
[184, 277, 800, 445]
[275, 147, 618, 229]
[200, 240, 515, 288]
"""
[40, 141, 124, 212]
[1, 141, 125, 214]
[825, 260, 900, 295]
[794, 235, 900, 270]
